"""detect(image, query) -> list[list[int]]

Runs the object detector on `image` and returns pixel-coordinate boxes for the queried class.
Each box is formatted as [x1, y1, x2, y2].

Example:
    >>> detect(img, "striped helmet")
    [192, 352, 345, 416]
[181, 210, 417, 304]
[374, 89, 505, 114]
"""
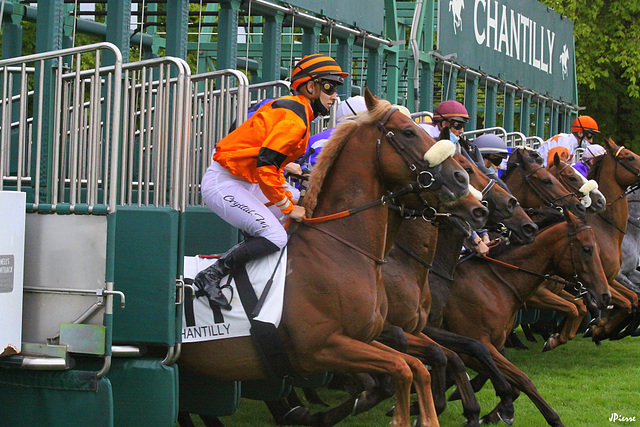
[571, 116, 599, 134]
[290, 54, 349, 91]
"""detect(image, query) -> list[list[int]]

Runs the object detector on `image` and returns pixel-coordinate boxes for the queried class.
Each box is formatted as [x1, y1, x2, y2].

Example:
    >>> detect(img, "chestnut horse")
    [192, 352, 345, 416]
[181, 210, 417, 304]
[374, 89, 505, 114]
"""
[382, 151, 528, 426]
[522, 156, 607, 351]
[179, 91, 470, 427]
[262, 155, 492, 427]
[585, 138, 640, 341]
[442, 210, 611, 427]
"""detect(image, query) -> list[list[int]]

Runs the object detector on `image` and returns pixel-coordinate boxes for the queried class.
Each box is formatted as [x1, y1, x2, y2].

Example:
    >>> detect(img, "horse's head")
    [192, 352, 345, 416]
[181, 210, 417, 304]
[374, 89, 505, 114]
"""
[555, 210, 611, 310]
[504, 147, 586, 218]
[589, 138, 640, 193]
[362, 88, 469, 207]
[497, 204, 538, 245]
[548, 155, 606, 214]
[454, 153, 516, 222]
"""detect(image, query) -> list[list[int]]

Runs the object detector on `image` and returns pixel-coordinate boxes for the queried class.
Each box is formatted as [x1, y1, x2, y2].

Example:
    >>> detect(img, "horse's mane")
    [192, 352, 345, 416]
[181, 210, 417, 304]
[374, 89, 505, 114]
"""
[504, 147, 541, 178]
[587, 139, 617, 181]
[587, 150, 606, 181]
[302, 98, 393, 216]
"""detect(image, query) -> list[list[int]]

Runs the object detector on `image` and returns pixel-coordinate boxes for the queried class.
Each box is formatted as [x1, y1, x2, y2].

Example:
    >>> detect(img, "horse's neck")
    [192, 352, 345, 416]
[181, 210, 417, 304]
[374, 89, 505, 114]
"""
[594, 164, 629, 232]
[431, 222, 465, 280]
[504, 172, 541, 210]
[312, 130, 389, 258]
[394, 218, 438, 268]
[493, 224, 563, 301]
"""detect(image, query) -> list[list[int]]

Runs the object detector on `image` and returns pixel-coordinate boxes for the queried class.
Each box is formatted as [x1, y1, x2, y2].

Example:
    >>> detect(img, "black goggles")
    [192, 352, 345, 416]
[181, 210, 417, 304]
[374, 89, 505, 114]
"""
[583, 131, 596, 140]
[449, 120, 466, 130]
[315, 79, 338, 95]
[486, 155, 506, 166]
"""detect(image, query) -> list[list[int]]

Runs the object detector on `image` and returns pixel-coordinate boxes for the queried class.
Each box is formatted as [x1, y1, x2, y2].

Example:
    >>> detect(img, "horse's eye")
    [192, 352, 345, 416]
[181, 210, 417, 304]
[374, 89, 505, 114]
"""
[402, 129, 416, 138]
[582, 246, 593, 254]
[541, 178, 552, 185]
[465, 168, 474, 174]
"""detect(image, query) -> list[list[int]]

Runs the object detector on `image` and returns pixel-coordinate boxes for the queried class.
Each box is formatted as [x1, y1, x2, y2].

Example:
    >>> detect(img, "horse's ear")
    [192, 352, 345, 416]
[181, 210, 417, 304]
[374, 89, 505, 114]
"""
[563, 208, 576, 227]
[602, 137, 617, 153]
[553, 152, 561, 168]
[364, 87, 378, 112]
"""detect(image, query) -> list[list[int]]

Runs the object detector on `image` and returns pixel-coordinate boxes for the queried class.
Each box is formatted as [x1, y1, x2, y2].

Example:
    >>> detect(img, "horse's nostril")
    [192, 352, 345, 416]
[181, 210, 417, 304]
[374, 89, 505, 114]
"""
[454, 170, 468, 185]
[473, 206, 489, 219]
[523, 223, 538, 237]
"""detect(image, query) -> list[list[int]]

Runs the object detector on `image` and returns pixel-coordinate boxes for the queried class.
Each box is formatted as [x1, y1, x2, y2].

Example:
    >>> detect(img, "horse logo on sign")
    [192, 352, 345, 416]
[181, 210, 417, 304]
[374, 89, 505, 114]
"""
[449, 0, 465, 35]
[559, 44, 570, 80]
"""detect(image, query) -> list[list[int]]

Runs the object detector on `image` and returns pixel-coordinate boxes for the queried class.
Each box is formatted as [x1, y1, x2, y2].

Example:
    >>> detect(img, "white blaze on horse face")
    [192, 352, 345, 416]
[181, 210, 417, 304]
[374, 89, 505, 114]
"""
[424, 140, 456, 167]
[469, 185, 483, 201]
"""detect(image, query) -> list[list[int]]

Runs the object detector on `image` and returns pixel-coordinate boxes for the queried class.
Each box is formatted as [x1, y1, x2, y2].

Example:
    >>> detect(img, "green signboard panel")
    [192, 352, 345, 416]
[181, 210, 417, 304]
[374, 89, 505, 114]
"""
[438, 0, 576, 104]
[288, 0, 385, 36]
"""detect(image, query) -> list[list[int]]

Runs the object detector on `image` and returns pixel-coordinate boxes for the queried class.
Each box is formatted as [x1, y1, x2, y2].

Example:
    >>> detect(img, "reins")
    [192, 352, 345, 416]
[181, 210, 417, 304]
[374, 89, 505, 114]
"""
[517, 162, 577, 209]
[298, 105, 450, 265]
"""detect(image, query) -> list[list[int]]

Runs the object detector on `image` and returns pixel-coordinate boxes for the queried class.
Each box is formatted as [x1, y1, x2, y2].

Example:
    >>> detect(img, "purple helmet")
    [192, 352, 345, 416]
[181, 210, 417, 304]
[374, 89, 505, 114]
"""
[433, 100, 469, 123]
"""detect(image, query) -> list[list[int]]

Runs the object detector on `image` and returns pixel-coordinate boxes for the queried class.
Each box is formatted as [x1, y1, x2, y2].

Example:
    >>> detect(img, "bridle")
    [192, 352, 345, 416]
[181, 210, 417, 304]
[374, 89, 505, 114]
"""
[515, 161, 578, 211]
[300, 106, 459, 263]
[550, 162, 594, 208]
[480, 223, 593, 304]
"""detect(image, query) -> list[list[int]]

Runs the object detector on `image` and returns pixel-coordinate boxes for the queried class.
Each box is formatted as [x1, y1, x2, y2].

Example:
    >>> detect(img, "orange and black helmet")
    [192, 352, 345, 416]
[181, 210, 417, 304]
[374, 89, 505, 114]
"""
[571, 116, 600, 134]
[290, 54, 349, 91]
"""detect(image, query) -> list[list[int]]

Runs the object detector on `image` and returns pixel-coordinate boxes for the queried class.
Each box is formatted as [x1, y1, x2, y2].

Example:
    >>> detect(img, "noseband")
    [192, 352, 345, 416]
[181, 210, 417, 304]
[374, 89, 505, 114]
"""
[376, 107, 447, 191]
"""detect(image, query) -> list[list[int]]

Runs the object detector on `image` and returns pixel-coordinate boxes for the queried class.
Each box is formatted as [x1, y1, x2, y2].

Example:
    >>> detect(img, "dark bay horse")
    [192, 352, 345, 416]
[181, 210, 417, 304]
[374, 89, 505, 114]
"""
[585, 138, 640, 341]
[442, 210, 611, 427]
[179, 90, 470, 427]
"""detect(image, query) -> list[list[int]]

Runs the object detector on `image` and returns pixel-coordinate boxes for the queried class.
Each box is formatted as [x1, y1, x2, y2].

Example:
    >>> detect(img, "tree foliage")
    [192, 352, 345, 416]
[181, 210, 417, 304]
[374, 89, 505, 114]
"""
[540, 0, 640, 150]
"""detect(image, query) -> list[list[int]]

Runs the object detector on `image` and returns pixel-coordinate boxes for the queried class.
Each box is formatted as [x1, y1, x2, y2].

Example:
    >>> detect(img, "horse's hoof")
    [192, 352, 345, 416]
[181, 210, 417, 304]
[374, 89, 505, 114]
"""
[281, 406, 312, 426]
[385, 404, 395, 417]
[498, 411, 515, 426]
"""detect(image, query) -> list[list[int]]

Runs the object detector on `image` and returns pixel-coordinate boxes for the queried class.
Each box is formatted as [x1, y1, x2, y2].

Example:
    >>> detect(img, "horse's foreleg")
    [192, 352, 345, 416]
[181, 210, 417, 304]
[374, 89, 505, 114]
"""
[424, 325, 514, 423]
[309, 335, 416, 427]
[405, 333, 448, 415]
[438, 344, 481, 426]
[370, 340, 439, 427]
[484, 339, 564, 427]
[526, 288, 582, 351]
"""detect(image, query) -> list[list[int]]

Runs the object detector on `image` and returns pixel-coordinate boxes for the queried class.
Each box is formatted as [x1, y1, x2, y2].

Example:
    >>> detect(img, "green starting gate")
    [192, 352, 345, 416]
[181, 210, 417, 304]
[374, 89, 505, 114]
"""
[0, 1, 582, 425]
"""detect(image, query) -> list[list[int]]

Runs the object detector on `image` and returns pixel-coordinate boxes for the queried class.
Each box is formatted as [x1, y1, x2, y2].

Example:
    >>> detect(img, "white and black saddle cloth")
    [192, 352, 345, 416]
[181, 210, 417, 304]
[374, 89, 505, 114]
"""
[181, 249, 286, 343]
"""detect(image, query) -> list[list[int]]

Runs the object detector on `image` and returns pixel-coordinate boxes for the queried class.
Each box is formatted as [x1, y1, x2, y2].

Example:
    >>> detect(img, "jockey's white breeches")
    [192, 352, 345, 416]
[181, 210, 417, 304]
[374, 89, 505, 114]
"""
[201, 160, 288, 249]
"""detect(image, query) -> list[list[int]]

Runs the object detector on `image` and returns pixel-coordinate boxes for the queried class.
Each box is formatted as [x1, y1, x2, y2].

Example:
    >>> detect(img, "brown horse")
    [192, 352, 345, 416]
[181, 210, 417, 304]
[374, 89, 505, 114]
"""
[502, 147, 587, 219]
[442, 210, 611, 427]
[381, 151, 523, 426]
[522, 156, 607, 351]
[585, 138, 640, 341]
[179, 90, 471, 427]
[263, 155, 492, 427]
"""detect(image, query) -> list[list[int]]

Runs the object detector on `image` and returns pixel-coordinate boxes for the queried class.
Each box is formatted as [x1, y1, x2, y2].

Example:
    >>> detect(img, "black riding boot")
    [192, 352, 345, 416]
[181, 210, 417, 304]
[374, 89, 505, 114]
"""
[194, 236, 279, 310]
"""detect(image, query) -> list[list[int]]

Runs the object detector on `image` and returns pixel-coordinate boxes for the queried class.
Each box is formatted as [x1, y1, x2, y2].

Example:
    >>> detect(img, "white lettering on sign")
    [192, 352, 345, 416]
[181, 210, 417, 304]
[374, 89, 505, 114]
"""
[473, 0, 557, 75]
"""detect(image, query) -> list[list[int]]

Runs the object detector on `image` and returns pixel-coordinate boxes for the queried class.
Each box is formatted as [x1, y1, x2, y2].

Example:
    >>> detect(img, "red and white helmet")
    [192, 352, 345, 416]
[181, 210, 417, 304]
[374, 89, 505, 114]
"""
[433, 100, 469, 123]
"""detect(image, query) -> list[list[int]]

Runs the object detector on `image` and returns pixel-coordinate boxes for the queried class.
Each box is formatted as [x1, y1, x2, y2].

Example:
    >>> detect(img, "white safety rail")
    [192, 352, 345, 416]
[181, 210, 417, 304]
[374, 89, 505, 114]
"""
[411, 111, 434, 123]
[0, 43, 122, 213]
[505, 131, 530, 149]
[187, 70, 249, 207]
[462, 127, 508, 142]
[119, 57, 191, 211]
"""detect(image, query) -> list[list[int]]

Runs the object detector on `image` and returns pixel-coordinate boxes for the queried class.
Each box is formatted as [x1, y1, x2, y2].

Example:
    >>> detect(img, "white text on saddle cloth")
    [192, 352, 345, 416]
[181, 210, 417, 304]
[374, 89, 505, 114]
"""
[181, 249, 286, 343]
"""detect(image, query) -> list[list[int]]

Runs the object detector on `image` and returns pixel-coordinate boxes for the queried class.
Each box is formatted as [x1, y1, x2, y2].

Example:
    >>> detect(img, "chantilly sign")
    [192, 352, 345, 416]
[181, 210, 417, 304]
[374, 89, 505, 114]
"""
[439, 0, 577, 104]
